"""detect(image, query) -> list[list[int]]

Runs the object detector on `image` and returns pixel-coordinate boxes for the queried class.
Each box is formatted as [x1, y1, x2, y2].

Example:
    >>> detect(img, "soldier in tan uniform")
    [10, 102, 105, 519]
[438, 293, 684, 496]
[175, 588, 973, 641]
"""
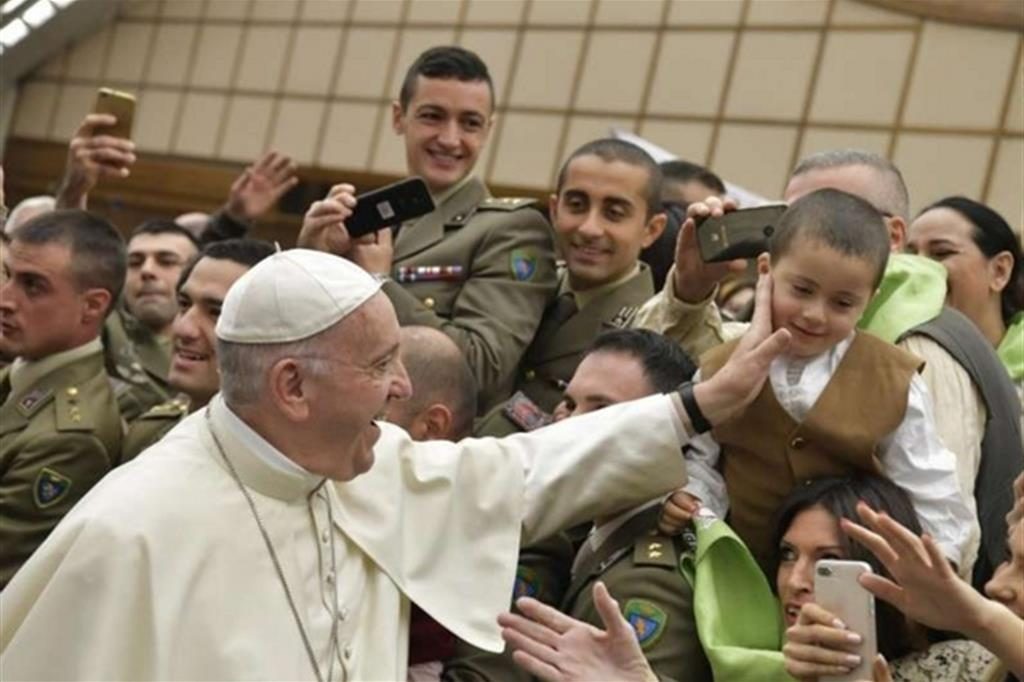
[445, 329, 709, 681]
[475, 139, 665, 437]
[299, 46, 557, 409]
[0, 209, 125, 587]
[122, 239, 275, 461]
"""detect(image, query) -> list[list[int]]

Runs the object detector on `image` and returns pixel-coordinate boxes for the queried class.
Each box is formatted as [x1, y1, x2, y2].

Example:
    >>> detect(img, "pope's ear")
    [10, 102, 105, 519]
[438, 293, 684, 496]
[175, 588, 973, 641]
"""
[268, 358, 312, 421]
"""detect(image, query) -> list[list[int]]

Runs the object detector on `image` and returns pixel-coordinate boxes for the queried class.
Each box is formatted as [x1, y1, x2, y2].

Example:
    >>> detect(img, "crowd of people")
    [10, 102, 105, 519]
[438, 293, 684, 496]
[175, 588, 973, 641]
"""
[0, 44, 1022, 682]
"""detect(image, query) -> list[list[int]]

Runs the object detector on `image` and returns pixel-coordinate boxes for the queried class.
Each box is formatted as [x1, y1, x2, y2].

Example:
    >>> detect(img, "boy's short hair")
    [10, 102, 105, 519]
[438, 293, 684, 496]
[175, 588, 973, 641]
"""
[398, 46, 494, 112]
[770, 188, 891, 289]
[555, 138, 663, 219]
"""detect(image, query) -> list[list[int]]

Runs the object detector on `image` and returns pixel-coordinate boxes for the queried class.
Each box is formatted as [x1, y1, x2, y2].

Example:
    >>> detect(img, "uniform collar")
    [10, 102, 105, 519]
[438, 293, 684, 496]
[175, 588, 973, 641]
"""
[206, 395, 324, 501]
[432, 173, 477, 207]
[9, 337, 103, 397]
[563, 264, 643, 311]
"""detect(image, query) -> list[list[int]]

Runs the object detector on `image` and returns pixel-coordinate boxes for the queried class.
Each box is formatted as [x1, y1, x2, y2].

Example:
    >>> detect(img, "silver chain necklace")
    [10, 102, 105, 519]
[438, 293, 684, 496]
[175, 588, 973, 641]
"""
[206, 410, 325, 682]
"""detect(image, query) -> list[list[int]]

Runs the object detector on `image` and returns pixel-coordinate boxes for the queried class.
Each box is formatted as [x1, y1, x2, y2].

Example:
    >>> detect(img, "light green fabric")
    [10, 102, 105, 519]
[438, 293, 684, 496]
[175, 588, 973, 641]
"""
[858, 254, 947, 343]
[998, 311, 1024, 382]
[680, 513, 789, 681]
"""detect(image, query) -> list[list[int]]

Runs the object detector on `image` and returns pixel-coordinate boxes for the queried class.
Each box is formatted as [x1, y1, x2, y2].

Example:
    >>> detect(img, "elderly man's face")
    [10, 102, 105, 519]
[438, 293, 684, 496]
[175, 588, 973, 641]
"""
[311, 293, 413, 481]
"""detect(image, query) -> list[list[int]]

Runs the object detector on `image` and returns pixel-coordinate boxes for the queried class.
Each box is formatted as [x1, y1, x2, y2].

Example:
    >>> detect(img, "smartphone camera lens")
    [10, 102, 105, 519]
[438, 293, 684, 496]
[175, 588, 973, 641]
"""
[764, 225, 775, 237]
[817, 565, 832, 577]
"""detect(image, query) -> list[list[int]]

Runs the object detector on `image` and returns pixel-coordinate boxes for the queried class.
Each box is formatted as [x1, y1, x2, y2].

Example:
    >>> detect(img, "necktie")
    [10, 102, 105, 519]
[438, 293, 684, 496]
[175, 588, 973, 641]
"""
[530, 292, 578, 354]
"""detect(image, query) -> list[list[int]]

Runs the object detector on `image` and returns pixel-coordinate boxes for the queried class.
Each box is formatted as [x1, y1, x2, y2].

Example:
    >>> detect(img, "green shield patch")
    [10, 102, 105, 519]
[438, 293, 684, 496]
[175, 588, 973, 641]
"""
[623, 598, 668, 650]
[34, 467, 72, 509]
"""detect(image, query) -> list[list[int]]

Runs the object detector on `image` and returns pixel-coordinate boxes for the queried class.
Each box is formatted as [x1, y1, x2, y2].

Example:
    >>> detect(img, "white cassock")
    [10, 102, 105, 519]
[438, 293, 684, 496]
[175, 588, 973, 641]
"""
[0, 393, 688, 681]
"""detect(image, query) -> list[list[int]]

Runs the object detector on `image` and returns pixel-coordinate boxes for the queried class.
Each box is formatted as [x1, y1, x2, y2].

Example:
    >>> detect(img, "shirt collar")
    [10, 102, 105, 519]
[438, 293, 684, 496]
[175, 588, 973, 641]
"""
[9, 337, 103, 396]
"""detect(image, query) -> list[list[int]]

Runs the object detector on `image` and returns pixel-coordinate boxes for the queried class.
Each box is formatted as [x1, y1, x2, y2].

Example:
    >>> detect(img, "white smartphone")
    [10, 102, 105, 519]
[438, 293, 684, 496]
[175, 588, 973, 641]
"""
[814, 559, 878, 682]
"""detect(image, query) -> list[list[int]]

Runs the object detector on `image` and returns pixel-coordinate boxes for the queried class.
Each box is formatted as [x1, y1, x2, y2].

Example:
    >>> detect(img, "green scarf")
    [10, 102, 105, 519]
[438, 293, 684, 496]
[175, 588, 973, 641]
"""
[859, 254, 947, 343]
[997, 311, 1024, 382]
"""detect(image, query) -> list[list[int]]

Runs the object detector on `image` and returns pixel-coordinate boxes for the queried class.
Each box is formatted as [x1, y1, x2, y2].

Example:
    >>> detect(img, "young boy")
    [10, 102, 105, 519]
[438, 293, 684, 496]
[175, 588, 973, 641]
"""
[669, 188, 973, 568]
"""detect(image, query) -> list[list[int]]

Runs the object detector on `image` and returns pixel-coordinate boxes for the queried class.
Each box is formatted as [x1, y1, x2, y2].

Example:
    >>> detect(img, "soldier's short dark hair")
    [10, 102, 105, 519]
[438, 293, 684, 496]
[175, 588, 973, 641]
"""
[555, 138, 663, 219]
[176, 238, 275, 292]
[130, 218, 200, 250]
[398, 45, 494, 112]
[770, 188, 891, 289]
[9, 209, 126, 311]
[659, 160, 726, 196]
[585, 328, 695, 393]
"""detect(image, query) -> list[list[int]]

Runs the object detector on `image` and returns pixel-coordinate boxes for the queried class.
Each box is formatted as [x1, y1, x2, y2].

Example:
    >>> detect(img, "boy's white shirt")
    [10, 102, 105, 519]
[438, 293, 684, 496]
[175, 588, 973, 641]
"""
[685, 332, 975, 568]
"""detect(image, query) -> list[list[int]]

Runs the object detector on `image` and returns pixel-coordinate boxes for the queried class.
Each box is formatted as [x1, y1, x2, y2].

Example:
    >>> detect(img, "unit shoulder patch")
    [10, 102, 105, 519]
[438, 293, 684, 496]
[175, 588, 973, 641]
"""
[513, 565, 543, 601]
[623, 599, 668, 650]
[510, 249, 538, 282]
[479, 197, 537, 211]
[34, 467, 72, 509]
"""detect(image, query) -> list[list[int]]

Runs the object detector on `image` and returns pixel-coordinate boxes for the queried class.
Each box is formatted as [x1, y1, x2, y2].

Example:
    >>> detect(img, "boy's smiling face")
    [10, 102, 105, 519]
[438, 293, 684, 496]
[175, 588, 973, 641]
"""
[767, 237, 877, 358]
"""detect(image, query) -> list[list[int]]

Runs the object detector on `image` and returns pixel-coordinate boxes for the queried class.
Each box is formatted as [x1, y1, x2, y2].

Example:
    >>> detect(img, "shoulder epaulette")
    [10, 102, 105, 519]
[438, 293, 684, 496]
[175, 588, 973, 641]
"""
[141, 398, 190, 420]
[479, 197, 537, 212]
[55, 385, 95, 431]
[633, 531, 680, 568]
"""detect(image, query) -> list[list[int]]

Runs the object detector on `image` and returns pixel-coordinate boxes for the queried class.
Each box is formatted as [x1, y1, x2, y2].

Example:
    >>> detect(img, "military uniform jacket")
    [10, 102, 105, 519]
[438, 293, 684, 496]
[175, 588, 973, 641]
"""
[563, 505, 712, 682]
[103, 306, 172, 423]
[0, 340, 122, 588]
[121, 397, 189, 463]
[382, 177, 557, 409]
[476, 264, 655, 437]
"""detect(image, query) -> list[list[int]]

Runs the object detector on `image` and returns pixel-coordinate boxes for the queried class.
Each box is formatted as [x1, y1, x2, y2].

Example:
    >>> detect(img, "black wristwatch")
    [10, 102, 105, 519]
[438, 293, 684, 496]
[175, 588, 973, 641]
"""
[677, 381, 712, 434]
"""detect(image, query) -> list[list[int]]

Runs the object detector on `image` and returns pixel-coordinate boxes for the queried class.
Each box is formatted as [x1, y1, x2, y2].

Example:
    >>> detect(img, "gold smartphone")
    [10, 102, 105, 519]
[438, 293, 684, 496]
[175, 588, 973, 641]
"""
[93, 88, 136, 139]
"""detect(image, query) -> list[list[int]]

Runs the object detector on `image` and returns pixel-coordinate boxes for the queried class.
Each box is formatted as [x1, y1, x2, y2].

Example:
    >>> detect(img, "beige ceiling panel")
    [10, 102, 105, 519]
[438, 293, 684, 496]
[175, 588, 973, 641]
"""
[371, 105, 410, 175]
[595, 0, 664, 26]
[284, 27, 341, 95]
[561, 115, 638, 163]
[250, 0, 299, 21]
[205, 0, 251, 20]
[797, 127, 890, 161]
[489, 112, 564, 188]
[666, 0, 743, 26]
[713, 123, 799, 199]
[219, 95, 274, 161]
[161, 0, 204, 19]
[831, 0, 916, 26]
[335, 28, 398, 98]
[508, 30, 584, 109]
[407, 0, 462, 24]
[458, 29, 518, 101]
[465, 0, 525, 25]
[12, 82, 58, 139]
[892, 133, 990, 211]
[747, 0, 828, 25]
[319, 102, 379, 169]
[387, 29, 459, 96]
[301, 1, 353, 21]
[639, 119, 713, 164]
[575, 31, 656, 113]
[174, 93, 228, 157]
[133, 89, 180, 153]
[647, 31, 734, 117]
[528, 0, 591, 25]
[236, 27, 291, 92]
[190, 25, 244, 89]
[269, 100, 325, 165]
[986, 138, 1024, 233]
[50, 85, 95, 141]
[119, 0, 160, 19]
[809, 31, 912, 125]
[725, 32, 818, 120]
[105, 23, 156, 83]
[1004, 53, 1023, 133]
[146, 24, 198, 87]
[64, 26, 110, 80]
[352, 0, 404, 22]
[903, 21, 1018, 129]
[38, 49, 68, 78]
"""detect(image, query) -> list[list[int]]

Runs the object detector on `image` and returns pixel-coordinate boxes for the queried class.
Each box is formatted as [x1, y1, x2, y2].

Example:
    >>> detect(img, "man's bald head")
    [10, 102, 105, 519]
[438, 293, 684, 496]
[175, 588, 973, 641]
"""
[386, 326, 477, 441]
[786, 149, 909, 221]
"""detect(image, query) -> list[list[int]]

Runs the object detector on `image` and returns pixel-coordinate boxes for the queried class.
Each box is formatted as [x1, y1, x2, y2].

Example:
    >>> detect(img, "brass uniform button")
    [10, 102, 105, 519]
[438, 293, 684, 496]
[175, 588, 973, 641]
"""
[790, 436, 806, 449]
[423, 297, 435, 309]
[524, 369, 536, 381]
[66, 387, 79, 398]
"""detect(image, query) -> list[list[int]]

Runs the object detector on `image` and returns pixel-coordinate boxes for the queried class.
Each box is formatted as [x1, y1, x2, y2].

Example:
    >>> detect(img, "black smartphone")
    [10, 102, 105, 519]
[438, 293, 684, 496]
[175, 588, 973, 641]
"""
[346, 177, 435, 239]
[697, 204, 787, 262]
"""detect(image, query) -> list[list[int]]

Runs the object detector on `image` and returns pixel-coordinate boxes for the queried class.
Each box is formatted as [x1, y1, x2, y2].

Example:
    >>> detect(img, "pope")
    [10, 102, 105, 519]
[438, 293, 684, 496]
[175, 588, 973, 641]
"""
[0, 249, 789, 680]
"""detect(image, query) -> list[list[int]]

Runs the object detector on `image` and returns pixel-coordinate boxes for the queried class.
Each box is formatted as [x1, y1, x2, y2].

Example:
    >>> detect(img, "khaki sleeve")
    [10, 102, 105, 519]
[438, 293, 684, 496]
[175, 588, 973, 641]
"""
[383, 210, 557, 407]
[632, 265, 746, 359]
[0, 433, 112, 587]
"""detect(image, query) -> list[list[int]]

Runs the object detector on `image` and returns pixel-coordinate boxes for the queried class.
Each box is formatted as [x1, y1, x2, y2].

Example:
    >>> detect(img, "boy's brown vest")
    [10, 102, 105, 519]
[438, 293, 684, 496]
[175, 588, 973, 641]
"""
[700, 332, 923, 563]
